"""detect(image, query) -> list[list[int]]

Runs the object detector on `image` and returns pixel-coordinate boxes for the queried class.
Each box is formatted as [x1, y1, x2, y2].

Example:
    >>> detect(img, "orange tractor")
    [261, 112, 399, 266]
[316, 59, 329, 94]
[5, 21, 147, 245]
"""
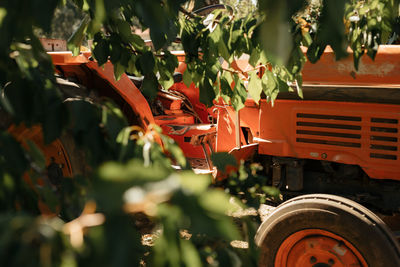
[10, 40, 400, 266]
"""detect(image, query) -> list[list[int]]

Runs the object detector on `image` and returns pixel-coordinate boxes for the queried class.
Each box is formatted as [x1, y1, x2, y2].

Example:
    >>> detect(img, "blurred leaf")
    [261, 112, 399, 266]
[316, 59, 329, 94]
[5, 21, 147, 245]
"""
[181, 239, 202, 267]
[160, 134, 187, 167]
[113, 62, 125, 81]
[262, 186, 280, 198]
[26, 140, 46, 171]
[0, 133, 29, 178]
[0, 8, 6, 27]
[247, 70, 262, 103]
[138, 51, 155, 75]
[306, 42, 326, 63]
[199, 78, 215, 107]
[67, 16, 90, 56]
[178, 171, 211, 195]
[141, 73, 159, 101]
[36, 186, 59, 212]
[211, 152, 237, 173]
[98, 160, 169, 184]
[93, 35, 109, 66]
[182, 70, 192, 87]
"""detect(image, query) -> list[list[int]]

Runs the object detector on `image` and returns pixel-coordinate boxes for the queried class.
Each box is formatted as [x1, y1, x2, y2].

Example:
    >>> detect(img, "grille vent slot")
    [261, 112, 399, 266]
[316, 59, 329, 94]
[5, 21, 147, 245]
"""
[295, 113, 399, 162]
[369, 117, 398, 160]
[297, 113, 362, 121]
[296, 113, 362, 148]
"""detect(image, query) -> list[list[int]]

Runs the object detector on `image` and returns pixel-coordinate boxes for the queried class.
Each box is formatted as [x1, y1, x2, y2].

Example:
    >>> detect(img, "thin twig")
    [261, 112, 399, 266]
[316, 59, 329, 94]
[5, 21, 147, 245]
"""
[179, 6, 197, 18]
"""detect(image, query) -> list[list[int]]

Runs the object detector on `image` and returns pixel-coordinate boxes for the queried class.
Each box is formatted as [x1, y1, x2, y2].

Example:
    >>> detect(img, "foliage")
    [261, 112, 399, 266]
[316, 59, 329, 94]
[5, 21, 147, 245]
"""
[36, 0, 85, 40]
[215, 160, 281, 210]
[345, 0, 400, 67]
[0, 0, 399, 266]
[221, 0, 257, 18]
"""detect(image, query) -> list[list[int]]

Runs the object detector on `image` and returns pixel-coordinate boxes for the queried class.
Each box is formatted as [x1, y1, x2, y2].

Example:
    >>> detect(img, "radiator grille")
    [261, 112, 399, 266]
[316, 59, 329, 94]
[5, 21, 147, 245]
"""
[369, 117, 398, 160]
[296, 113, 399, 161]
[296, 113, 362, 148]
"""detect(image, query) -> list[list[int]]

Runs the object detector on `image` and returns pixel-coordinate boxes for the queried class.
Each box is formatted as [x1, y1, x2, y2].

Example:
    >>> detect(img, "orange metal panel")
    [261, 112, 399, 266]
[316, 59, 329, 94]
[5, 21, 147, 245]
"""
[9, 125, 73, 178]
[302, 45, 400, 87]
[50, 52, 155, 131]
[154, 114, 195, 125]
[160, 124, 216, 159]
[49, 51, 91, 65]
[215, 103, 259, 153]
[85, 61, 156, 130]
[215, 106, 237, 152]
[169, 78, 211, 123]
[258, 99, 400, 180]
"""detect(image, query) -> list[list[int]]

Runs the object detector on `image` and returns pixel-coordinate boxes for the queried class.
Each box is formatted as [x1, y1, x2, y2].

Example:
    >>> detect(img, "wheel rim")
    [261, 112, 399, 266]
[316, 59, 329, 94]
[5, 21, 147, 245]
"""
[275, 229, 368, 267]
[9, 124, 73, 179]
[9, 125, 74, 215]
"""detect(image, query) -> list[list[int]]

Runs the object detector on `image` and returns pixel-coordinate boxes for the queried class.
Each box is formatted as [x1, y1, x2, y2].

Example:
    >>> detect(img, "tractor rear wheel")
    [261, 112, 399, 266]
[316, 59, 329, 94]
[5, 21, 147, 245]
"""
[5, 78, 93, 215]
[255, 194, 400, 267]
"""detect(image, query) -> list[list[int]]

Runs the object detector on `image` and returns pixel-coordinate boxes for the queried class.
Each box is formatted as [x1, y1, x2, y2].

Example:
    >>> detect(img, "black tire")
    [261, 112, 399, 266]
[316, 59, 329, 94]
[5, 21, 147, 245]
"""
[56, 77, 94, 178]
[59, 133, 90, 177]
[255, 194, 400, 266]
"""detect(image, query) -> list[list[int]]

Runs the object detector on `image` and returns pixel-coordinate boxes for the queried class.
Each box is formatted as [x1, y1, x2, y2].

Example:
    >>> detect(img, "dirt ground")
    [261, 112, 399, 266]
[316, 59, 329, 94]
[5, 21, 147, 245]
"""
[137, 202, 277, 249]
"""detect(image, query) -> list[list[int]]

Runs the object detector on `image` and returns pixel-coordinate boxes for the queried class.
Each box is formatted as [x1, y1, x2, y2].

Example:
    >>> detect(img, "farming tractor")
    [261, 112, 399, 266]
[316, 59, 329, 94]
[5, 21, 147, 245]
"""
[8, 15, 400, 264]
[11, 38, 398, 266]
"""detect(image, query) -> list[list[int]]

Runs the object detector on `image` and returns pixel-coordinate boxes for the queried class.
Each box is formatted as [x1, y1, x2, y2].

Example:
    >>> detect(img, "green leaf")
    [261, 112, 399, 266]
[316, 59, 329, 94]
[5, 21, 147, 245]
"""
[231, 75, 247, 110]
[126, 55, 140, 76]
[93, 37, 109, 66]
[211, 152, 237, 173]
[218, 40, 230, 62]
[116, 19, 134, 43]
[262, 70, 279, 103]
[220, 76, 233, 98]
[182, 70, 192, 87]
[114, 62, 125, 81]
[131, 34, 145, 50]
[247, 70, 262, 103]
[116, 127, 132, 161]
[32, 0, 59, 32]
[159, 76, 174, 90]
[199, 190, 233, 214]
[163, 51, 178, 73]
[67, 16, 90, 56]
[110, 42, 121, 63]
[199, 78, 216, 107]
[306, 43, 326, 64]
[249, 48, 260, 67]
[261, 186, 280, 198]
[0, 8, 7, 27]
[159, 132, 187, 167]
[88, 0, 105, 33]
[295, 74, 303, 99]
[98, 160, 168, 184]
[209, 24, 222, 44]
[141, 73, 159, 101]
[277, 77, 289, 92]
[26, 140, 46, 170]
[181, 239, 202, 267]
[0, 133, 29, 177]
[138, 51, 155, 75]
[178, 171, 211, 195]
[35, 186, 59, 212]
[302, 31, 312, 46]
[316, 0, 348, 60]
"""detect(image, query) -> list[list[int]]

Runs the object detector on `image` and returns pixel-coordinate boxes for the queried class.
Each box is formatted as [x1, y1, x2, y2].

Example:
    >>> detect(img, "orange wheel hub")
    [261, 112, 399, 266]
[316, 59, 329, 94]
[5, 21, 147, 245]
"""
[275, 229, 367, 267]
[8, 124, 73, 215]
[9, 124, 72, 178]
